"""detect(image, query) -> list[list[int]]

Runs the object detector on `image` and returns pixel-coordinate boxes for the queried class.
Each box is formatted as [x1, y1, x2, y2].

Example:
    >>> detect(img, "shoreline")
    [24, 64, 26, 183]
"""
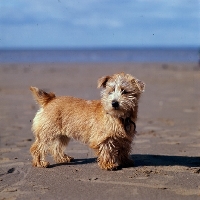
[0, 47, 199, 63]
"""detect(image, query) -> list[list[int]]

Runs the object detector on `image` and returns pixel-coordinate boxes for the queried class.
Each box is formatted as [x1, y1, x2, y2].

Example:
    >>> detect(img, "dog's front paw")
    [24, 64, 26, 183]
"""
[98, 161, 120, 171]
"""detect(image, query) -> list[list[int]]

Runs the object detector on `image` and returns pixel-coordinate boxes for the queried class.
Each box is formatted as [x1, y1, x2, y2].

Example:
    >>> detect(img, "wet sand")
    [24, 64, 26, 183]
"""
[0, 63, 200, 200]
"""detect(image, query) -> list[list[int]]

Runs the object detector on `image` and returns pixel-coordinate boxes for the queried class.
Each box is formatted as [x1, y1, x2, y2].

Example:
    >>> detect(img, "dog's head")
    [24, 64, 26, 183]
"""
[98, 72, 145, 118]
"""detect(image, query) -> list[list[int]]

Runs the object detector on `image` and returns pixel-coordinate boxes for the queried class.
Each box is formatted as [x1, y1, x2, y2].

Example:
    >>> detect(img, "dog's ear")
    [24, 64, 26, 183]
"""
[97, 76, 111, 88]
[132, 78, 145, 92]
[125, 74, 145, 92]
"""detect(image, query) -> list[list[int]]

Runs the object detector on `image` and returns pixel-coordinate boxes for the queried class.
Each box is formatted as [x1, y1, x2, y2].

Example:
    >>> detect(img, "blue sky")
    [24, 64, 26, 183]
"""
[0, 0, 199, 49]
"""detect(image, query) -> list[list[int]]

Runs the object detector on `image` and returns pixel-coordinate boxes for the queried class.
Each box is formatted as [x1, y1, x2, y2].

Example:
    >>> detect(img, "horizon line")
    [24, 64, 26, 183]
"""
[0, 46, 199, 51]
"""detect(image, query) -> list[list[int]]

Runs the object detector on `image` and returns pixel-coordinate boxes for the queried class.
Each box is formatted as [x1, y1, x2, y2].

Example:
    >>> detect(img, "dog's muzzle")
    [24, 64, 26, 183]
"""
[112, 100, 119, 109]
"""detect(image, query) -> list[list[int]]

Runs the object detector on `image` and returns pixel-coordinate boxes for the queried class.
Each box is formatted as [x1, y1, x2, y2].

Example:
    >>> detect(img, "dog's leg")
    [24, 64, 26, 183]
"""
[118, 151, 134, 168]
[30, 140, 50, 168]
[95, 139, 120, 170]
[50, 136, 74, 164]
[117, 141, 134, 168]
[95, 138, 134, 170]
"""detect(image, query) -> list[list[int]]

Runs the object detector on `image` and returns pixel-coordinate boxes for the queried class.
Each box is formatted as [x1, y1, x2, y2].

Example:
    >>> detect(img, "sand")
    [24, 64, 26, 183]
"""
[0, 62, 200, 200]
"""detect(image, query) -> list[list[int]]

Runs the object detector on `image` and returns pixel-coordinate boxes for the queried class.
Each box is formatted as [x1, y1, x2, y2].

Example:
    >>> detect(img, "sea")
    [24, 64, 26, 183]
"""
[0, 48, 199, 63]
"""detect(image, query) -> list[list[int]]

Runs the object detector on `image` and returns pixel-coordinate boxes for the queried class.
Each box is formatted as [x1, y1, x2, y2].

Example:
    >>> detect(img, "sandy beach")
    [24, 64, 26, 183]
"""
[0, 62, 200, 200]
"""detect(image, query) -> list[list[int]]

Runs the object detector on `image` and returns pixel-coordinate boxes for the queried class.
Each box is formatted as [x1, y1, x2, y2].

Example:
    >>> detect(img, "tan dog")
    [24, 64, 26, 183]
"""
[30, 72, 145, 170]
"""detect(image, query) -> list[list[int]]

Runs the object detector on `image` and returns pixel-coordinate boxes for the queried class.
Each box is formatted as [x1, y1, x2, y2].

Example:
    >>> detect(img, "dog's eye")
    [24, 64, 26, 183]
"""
[108, 87, 115, 95]
[121, 90, 129, 95]
[108, 90, 114, 95]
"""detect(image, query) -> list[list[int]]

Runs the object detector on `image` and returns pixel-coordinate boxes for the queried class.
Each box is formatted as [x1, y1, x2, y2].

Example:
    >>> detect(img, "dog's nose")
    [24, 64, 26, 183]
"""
[112, 100, 119, 108]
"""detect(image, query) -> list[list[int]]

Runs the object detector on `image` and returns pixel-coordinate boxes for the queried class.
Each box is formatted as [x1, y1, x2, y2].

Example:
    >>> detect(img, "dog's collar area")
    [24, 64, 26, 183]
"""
[120, 117, 136, 132]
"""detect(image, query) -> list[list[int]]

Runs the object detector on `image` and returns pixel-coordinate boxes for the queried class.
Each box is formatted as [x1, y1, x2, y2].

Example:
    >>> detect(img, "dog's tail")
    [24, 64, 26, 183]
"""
[30, 86, 56, 107]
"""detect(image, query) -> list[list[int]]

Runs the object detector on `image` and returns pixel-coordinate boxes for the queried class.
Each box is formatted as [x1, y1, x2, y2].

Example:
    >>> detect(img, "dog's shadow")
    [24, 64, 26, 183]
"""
[49, 158, 96, 168]
[49, 154, 200, 168]
[130, 154, 200, 168]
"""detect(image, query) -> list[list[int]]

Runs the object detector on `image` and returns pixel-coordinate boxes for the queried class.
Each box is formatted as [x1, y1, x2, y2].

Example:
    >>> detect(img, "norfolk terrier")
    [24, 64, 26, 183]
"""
[30, 72, 145, 170]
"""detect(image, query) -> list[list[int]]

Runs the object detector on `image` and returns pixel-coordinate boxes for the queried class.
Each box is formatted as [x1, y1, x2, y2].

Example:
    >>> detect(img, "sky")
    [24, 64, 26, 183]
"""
[0, 0, 199, 49]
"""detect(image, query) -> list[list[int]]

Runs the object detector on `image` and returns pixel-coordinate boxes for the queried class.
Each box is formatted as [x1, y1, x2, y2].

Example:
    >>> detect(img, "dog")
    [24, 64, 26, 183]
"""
[30, 72, 145, 170]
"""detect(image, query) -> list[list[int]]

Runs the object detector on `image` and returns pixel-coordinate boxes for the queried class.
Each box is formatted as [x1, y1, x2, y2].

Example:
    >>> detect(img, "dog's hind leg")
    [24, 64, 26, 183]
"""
[30, 139, 50, 168]
[50, 135, 74, 164]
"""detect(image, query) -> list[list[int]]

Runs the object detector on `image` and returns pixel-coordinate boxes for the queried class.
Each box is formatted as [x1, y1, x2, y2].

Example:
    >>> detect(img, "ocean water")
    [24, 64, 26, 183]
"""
[0, 48, 199, 63]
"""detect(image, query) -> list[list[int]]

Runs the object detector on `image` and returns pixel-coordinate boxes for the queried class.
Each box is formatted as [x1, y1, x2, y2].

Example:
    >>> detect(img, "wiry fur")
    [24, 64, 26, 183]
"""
[30, 72, 145, 170]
